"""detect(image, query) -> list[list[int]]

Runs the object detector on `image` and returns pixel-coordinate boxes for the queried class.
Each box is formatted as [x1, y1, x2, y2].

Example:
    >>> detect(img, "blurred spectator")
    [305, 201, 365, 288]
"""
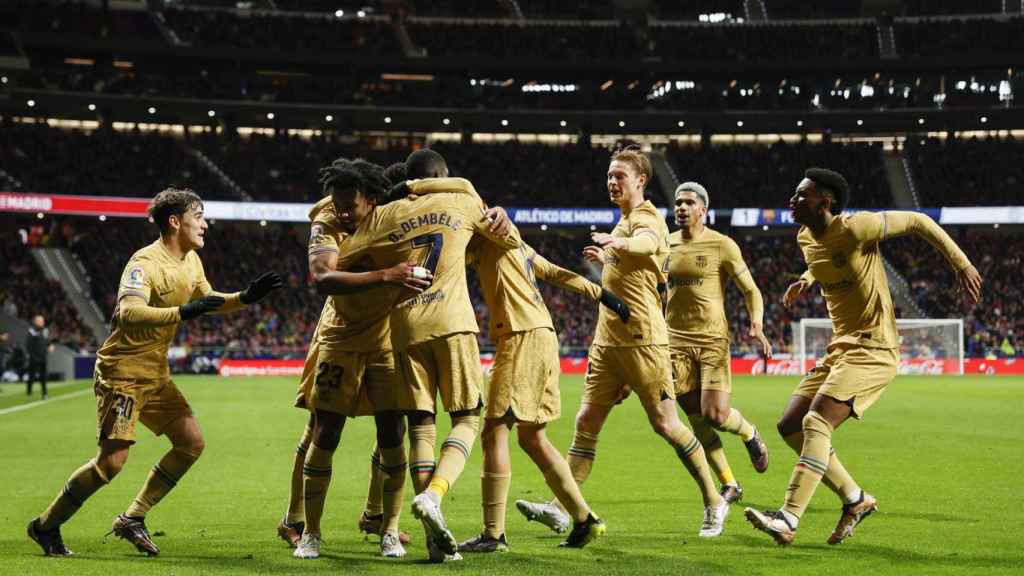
[904, 136, 1024, 207]
[25, 315, 55, 399]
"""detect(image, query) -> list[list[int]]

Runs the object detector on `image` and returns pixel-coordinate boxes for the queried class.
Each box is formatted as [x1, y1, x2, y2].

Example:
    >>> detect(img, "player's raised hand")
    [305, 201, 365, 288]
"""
[591, 232, 626, 251]
[241, 271, 285, 304]
[955, 264, 982, 305]
[599, 288, 631, 322]
[483, 206, 512, 236]
[583, 245, 606, 263]
[179, 295, 225, 320]
[749, 321, 773, 359]
[782, 278, 811, 309]
[383, 261, 433, 293]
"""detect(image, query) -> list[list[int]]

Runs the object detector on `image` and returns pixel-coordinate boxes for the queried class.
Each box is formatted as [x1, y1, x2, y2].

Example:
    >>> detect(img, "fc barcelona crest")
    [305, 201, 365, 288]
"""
[696, 255, 708, 268]
[831, 252, 847, 268]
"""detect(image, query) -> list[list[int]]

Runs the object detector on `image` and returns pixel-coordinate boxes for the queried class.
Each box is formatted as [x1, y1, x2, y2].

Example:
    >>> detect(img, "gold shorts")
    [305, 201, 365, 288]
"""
[583, 344, 673, 408]
[486, 328, 560, 424]
[95, 376, 192, 443]
[794, 343, 899, 418]
[310, 347, 402, 417]
[671, 341, 731, 395]
[395, 332, 483, 414]
[293, 337, 320, 410]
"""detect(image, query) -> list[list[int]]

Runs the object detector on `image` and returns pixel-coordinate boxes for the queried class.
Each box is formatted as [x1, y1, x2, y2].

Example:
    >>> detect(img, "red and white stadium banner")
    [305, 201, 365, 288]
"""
[219, 357, 1024, 377]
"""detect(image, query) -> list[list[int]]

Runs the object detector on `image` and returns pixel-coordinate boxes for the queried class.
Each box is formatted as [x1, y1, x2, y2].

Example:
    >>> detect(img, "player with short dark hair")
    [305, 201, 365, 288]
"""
[744, 168, 982, 546]
[27, 187, 283, 557]
[668, 181, 771, 506]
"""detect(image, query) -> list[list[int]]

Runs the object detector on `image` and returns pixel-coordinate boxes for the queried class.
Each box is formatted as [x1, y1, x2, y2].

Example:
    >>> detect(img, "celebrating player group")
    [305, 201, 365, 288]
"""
[25, 145, 982, 562]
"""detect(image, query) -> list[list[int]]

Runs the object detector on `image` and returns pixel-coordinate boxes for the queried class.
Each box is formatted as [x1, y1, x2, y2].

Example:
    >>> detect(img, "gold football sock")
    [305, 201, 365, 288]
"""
[379, 445, 407, 534]
[429, 414, 480, 501]
[540, 458, 590, 523]
[782, 411, 832, 521]
[286, 422, 313, 524]
[38, 459, 110, 530]
[553, 429, 599, 511]
[125, 446, 200, 518]
[688, 414, 735, 486]
[302, 444, 335, 536]
[666, 422, 721, 506]
[783, 431, 860, 503]
[714, 408, 756, 442]
[481, 471, 511, 538]
[409, 424, 437, 494]
[566, 429, 599, 485]
[364, 444, 385, 516]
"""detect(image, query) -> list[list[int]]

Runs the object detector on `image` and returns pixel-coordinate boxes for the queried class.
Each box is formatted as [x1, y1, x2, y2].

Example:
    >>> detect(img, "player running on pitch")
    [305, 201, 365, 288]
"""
[518, 146, 728, 538]
[667, 182, 771, 504]
[745, 168, 981, 546]
[27, 188, 283, 557]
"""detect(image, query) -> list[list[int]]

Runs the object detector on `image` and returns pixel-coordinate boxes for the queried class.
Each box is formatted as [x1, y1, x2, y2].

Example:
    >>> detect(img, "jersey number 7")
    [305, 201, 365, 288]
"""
[412, 232, 444, 276]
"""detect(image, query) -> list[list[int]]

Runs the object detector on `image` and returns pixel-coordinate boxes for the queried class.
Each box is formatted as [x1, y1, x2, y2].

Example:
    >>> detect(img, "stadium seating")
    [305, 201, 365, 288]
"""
[885, 232, 1023, 358]
[665, 139, 892, 208]
[903, 136, 1024, 207]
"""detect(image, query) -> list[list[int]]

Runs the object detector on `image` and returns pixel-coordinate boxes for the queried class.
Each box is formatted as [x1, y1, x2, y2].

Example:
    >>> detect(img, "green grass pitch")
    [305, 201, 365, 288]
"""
[2, 374, 1023, 575]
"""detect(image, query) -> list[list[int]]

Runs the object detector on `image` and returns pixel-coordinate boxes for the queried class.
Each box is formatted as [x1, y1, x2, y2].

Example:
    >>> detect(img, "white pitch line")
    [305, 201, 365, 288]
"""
[0, 387, 92, 416]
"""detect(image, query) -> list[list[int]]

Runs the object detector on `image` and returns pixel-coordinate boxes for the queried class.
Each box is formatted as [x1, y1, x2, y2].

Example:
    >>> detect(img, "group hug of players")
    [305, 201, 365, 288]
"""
[25, 145, 982, 561]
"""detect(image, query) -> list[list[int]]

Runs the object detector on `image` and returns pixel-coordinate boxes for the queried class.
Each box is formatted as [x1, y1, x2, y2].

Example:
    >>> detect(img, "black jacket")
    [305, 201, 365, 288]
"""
[26, 327, 50, 361]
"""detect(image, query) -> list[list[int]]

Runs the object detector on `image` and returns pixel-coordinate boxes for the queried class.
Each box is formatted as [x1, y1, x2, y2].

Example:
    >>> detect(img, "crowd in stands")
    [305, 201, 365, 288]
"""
[0, 219, 97, 353]
[0, 120, 234, 199]
[3, 212, 1022, 367]
[904, 136, 1024, 207]
[667, 139, 892, 209]
[431, 140, 637, 208]
[163, 8, 400, 54]
[896, 17, 1024, 59]
[885, 232, 1022, 358]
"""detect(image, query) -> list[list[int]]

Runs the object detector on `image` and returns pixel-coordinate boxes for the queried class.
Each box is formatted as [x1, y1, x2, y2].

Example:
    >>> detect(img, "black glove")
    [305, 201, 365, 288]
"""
[241, 272, 285, 304]
[388, 180, 411, 201]
[179, 295, 225, 321]
[599, 288, 631, 323]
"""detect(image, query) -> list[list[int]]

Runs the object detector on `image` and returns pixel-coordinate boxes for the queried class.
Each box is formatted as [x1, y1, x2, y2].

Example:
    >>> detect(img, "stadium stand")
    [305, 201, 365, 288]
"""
[903, 136, 1024, 207]
[666, 139, 892, 208]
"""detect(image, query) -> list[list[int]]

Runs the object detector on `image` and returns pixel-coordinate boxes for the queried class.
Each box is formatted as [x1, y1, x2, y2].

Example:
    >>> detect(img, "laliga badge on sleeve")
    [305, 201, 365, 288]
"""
[126, 266, 145, 289]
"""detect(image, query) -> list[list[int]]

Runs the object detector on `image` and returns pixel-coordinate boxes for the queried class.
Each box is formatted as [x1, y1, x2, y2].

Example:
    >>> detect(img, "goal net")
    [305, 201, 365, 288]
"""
[797, 318, 964, 375]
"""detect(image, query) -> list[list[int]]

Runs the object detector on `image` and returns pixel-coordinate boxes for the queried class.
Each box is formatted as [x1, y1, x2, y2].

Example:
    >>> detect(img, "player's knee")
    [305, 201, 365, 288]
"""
[178, 437, 205, 459]
[801, 410, 832, 436]
[375, 411, 405, 448]
[96, 453, 127, 479]
[777, 414, 801, 438]
[574, 408, 600, 434]
[406, 410, 435, 428]
[703, 406, 728, 428]
[516, 428, 544, 455]
[314, 423, 343, 451]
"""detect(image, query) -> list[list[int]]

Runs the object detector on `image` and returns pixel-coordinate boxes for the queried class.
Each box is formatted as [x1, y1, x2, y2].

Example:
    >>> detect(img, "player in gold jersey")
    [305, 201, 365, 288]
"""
[518, 146, 728, 537]
[277, 164, 414, 555]
[745, 168, 981, 546]
[331, 150, 519, 562]
[27, 188, 283, 557]
[667, 182, 771, 506]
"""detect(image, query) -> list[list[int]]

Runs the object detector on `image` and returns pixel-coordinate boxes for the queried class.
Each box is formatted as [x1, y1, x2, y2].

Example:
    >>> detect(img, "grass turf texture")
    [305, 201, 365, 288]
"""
[2, 375, 1023, 575]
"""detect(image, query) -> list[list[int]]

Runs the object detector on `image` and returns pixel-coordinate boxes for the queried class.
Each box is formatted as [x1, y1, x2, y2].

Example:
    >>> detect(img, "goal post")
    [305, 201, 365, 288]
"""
[798, 318, 964, 375]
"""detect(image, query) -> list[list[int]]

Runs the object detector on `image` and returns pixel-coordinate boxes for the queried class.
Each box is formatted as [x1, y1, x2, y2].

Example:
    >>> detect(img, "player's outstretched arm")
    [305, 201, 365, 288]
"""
[309, 250, 432, 295]
[117, 294, 224, 326]
[591, 229, 659, 256]
[783, 269, 815, 310]
[529, 249, 631, 322]
[863, 211, 982, 304]
[724, 241, 771, 358]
